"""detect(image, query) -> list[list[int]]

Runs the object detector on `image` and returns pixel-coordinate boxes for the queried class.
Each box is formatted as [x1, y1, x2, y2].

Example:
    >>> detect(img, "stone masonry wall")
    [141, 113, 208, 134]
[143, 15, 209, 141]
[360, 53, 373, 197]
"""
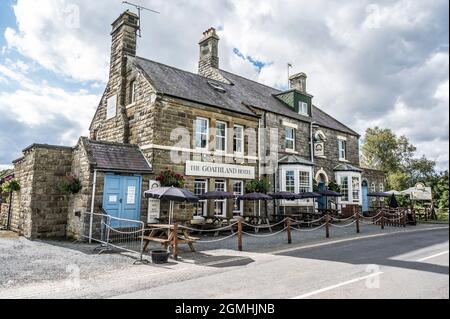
[313, 126, 360, 183]
[29, 147, 73, 238]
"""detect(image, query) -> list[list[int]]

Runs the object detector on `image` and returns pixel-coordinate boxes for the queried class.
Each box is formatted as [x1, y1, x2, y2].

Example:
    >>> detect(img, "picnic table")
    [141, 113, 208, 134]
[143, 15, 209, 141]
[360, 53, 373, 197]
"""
[242, 214, 272, 233]
[142, 224, 199, 253]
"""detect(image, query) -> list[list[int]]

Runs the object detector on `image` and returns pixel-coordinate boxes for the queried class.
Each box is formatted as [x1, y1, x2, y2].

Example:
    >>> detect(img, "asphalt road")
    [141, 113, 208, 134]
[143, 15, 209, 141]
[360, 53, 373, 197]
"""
[1, 226, 448, 299]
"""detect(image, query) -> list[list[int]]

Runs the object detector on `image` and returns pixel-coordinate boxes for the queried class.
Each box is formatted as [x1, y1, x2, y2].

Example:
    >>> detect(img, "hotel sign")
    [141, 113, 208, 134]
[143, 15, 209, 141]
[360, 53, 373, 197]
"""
[185, 161, 255, 180]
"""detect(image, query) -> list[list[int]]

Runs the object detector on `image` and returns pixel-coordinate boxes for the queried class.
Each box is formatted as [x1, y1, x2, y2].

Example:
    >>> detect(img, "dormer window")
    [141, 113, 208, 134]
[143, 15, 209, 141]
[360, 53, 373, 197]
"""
[299, 101, 308, 116]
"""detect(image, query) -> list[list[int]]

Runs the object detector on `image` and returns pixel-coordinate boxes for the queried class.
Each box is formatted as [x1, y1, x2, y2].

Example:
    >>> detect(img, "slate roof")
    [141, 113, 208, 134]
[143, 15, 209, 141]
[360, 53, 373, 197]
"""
[334, 163, 363, 172]
[134, 57, 360, 135]
[278, 155, 315, 166]
[83, 138, 152, 173]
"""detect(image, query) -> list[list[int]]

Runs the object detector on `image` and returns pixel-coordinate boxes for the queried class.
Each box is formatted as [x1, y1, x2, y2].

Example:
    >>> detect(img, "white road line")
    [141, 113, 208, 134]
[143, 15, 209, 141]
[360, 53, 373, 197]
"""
[417, 250, 449, 262]
[291, 272, 384, 299]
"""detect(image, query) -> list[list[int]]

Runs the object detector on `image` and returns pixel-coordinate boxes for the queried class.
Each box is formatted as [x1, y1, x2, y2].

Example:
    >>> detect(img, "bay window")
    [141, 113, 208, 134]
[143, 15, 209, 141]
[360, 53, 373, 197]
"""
[299, 171, 311, 193]
[336, 172, 362, 204]
[352, 176, 360, 203]
[285, 171, 296, 193]
[195, 118, 209, 150]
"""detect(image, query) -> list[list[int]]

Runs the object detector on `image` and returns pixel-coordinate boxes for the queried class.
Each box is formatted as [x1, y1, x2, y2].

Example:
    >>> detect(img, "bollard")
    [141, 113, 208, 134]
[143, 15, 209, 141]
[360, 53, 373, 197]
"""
[287, 218, 292, 244]
[356, 208, 360, 234]
[173, 223, 179, 261]
[325, 214, 330, 239]
[237, 220, 243, 252]
[381, 210, 385, 230]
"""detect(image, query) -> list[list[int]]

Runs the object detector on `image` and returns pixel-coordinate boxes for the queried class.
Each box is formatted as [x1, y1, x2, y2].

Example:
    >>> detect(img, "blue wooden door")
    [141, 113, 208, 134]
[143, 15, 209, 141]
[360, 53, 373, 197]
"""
[318, 182, 326, 210]
[362, 183, 369, 213]
[103, 175, 141, 228]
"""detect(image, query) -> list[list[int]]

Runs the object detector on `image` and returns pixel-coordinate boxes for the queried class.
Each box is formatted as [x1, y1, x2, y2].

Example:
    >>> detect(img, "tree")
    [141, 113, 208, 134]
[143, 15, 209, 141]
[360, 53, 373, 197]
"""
[362, 127, 416, 173]
[362, 127, 437, 190]
[427, 171, 449, 212]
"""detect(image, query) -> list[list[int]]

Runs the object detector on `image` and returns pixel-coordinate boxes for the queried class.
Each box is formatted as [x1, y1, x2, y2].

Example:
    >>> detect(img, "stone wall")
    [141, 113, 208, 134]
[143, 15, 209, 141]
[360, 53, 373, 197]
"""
[313, 126, 360, 183]
[362, 168, 386, 192]
[10, 146, 73, 238]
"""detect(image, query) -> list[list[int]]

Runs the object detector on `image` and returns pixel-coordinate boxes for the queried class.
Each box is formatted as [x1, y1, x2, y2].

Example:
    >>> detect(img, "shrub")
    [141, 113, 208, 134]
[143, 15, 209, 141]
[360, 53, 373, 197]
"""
[1, 179, 21, 193]
[61, 175, 82, 194]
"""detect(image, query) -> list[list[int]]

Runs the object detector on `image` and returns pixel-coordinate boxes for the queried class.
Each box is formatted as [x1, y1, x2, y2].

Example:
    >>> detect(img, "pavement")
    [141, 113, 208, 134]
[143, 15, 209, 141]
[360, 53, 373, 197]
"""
[0, 224, 448, 299]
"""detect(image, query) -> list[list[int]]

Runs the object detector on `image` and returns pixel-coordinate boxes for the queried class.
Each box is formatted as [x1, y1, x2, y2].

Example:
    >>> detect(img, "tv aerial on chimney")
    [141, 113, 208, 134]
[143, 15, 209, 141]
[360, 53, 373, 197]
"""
[122, 1, 160, 37]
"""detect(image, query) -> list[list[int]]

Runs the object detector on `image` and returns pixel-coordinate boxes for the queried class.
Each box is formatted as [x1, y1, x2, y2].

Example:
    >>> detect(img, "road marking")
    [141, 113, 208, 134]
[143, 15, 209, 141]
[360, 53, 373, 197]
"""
[291, 272, 384, 299]
[417, 250, 449, 262]
[271, 226, 449, 256]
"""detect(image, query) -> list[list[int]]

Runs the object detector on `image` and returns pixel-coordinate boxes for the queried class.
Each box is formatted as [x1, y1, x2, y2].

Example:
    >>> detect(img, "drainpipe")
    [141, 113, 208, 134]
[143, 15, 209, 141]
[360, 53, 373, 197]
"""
[310, 121, 317, 163]
[88, 169, 97, 244]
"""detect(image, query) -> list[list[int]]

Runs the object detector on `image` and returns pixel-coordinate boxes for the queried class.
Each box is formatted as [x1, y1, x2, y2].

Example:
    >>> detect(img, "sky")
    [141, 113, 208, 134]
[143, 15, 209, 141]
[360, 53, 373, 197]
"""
[0, 0, 448, 171]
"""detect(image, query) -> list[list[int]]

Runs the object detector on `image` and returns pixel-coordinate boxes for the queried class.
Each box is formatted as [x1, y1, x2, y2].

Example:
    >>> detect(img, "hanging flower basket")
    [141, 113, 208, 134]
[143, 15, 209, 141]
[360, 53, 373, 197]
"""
[156, 168, 186, 188]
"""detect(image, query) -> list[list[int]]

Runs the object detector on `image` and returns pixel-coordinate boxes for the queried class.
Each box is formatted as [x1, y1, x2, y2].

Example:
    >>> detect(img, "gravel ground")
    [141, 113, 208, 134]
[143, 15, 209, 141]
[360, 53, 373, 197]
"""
[0, 222, 445, 290]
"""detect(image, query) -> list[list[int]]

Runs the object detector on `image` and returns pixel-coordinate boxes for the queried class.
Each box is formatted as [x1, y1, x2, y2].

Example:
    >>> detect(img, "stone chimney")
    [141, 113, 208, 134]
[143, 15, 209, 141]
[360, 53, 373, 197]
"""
[198, 28, 230, 84]
[289, 72, 308, 93]
[108, 10, 139, 144]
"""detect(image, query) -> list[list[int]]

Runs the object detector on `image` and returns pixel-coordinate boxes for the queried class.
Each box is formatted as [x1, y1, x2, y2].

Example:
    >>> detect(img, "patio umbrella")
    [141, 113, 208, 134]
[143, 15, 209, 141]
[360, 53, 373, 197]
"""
[238, 193, 273, 217]
[389, 194, 399, 208]
[145, 187, 199, 225]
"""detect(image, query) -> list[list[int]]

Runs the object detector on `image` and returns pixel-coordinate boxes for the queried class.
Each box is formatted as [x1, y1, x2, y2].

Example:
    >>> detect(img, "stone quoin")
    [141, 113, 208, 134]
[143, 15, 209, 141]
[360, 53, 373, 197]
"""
[4, 10, 385, 239]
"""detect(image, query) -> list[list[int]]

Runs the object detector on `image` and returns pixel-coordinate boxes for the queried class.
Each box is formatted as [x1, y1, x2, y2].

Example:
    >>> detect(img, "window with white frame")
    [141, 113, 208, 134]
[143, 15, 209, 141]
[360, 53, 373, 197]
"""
[234, 125, 244, 155]
[371, 182, 376, 192]
[299, 171, 311, 193]
[340, 176, 349, 201]
[338, 139, 347, 160]
[194, 179, 208, 217]
[336, 172, 362, 204]
[379, 183, 384, 192]
[195, 118, 209, 150]
[299, 101, 308, 115]
[285, 171, 296, 193]
[215, 121, 227, 153]
[285, 127, 295, 151]
[214, 180, 227, 216]
[232, 180, 244, 216]
[352, 177, 360, 202]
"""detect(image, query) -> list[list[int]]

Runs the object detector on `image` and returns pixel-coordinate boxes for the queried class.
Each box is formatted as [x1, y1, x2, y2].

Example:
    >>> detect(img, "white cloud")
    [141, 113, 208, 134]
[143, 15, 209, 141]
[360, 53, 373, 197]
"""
[1, 0, 448, 171]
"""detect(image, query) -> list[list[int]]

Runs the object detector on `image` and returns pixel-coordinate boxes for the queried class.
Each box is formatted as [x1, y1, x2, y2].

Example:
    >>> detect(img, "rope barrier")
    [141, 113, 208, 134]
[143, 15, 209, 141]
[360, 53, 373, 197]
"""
[242, 218, 288, 229]
[194, 232, 238, 244]
[358, 212, 382, 220]
[179, 222, 238, 233]
[289, 216, 326, 226]
[331, 214, 357, 222]
[242, 227, 288, 238]
[291, 223, 327, 232]
[330, 220, 357, 228]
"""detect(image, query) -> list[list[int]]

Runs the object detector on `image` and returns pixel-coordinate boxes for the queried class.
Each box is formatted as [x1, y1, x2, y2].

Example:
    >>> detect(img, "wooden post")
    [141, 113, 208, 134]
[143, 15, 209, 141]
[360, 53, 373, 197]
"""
[287, 218, 292, 244]
[6, 191, 13, 230]
[173, 223, 179, 261]
[355, 207, 360, 234]
[402, 210, 407, 228]
[381, 210, 385, 230]
[237, 220, 243, 252]
[325, 214, 330, 239]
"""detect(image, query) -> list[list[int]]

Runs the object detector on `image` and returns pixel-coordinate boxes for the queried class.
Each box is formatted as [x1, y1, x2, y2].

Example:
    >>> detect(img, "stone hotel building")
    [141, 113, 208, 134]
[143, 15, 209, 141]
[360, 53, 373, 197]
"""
[4, 11, 385, 239]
